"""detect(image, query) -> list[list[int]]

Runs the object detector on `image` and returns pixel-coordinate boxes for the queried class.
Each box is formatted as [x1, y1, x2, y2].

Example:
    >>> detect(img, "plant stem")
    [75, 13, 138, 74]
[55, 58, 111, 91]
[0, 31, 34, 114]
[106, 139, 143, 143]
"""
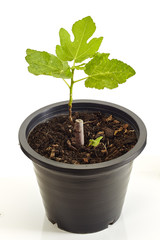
[62, 78, 70, 88]
[68, 62, 87, 122]
[74, 76, 88, 83]
[68, 68, 75, 122]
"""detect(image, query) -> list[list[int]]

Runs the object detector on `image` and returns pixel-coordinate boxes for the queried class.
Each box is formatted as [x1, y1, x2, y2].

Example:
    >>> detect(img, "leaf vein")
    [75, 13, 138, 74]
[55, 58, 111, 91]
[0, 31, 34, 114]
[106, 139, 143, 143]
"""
[73, 21, 88, 62]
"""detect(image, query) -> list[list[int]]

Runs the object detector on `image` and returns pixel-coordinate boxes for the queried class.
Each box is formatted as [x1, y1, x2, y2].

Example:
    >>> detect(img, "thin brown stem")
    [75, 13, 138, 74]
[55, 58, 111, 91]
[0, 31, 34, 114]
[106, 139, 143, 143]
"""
[69, 105, 73, 122]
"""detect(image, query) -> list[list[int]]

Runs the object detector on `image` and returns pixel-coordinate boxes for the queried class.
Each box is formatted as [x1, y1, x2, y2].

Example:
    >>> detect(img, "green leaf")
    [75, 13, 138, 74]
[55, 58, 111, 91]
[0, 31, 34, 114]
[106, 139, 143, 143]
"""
[56, 16, 103, 63]
[89, 136, 103, 147]
[85, 53, 136, 89]
[25, 49, 72, 79]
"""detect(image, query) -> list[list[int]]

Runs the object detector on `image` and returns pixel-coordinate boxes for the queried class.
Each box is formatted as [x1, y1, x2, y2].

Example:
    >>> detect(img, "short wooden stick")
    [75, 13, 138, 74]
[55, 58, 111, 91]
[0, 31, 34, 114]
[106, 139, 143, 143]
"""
[74, 119, 84, 146]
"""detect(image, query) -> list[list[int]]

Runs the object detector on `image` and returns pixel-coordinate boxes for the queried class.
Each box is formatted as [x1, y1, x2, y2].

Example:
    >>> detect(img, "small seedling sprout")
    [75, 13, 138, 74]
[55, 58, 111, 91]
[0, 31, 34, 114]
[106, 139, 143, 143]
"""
[89, 136, 103, 147]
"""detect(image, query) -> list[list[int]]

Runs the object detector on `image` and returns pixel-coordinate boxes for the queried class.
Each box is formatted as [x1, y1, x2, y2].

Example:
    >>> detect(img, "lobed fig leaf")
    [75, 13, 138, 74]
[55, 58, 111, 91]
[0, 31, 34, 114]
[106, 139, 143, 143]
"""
[25, 49, 72, 79]
[56, 16, 103, 63]
[84, 53, 136, 89]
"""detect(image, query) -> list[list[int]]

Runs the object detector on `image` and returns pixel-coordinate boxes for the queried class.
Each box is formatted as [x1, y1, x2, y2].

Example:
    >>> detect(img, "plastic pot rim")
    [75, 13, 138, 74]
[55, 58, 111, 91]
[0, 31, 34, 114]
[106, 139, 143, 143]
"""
[19, 99, 147, 172]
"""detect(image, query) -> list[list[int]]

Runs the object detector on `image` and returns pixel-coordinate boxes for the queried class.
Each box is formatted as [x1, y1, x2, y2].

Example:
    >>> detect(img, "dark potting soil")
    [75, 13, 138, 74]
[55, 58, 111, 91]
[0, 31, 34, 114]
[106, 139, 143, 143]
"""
[28, 112, 138, 164]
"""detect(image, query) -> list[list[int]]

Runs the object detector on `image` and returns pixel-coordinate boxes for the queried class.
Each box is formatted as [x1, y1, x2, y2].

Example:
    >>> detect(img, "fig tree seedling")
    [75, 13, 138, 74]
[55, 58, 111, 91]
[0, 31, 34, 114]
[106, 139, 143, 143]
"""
[25, 16, 136, 122]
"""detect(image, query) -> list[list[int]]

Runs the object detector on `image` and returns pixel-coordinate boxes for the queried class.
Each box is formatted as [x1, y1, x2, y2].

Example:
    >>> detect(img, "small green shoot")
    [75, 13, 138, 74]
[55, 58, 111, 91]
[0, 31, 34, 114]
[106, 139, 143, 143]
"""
[89, 136, 103, 147]
[25, 16, 136, 122]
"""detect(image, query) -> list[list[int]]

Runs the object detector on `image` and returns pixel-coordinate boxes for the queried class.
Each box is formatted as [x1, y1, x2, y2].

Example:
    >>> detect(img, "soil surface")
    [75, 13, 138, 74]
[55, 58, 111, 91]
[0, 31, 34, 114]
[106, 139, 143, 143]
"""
[28, 112, 138, 164]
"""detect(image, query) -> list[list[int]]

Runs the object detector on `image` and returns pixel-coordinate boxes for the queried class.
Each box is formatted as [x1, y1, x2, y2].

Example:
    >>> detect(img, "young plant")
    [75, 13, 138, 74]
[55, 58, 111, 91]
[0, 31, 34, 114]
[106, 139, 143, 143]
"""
[89, 136, 103, 147]
[25, 16, 136, 122]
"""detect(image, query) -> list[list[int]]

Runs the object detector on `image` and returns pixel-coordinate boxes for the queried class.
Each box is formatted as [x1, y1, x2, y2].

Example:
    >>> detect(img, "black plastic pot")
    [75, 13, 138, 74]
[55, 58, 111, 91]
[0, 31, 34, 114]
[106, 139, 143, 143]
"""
[19, 100, 147, 234]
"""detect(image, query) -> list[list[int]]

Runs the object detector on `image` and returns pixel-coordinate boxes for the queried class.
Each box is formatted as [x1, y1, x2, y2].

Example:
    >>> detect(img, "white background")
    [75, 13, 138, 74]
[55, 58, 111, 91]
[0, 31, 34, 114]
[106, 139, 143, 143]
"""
[0, 0, 160, 239]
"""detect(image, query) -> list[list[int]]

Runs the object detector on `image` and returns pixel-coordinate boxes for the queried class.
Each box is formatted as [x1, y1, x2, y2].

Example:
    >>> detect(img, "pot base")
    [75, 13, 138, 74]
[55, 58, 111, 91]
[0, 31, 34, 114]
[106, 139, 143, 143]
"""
[48, 215, 120, 234]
